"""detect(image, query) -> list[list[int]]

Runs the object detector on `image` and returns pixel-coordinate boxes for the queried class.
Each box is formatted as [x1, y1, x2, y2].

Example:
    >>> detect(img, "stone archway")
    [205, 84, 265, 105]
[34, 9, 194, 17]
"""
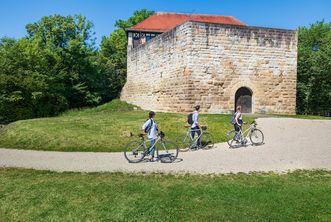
[235, 87, 252, 113]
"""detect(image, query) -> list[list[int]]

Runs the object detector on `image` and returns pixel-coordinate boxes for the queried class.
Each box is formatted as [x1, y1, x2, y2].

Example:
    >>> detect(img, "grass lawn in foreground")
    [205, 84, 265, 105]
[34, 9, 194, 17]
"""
[0, 168, 330, 221]
[0, 100, 255, 152]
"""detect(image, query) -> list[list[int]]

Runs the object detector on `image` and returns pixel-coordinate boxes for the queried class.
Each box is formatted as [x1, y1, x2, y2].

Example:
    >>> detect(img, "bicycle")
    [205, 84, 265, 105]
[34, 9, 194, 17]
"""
[226, 121, 264, 148]
[176, 125, 214, 152]
[124, 131, 179, 163]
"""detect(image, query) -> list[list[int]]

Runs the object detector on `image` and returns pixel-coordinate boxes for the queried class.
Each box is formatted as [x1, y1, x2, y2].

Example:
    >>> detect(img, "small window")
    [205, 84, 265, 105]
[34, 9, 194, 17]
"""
[133, 32, 140, 40]
[146, 33, 157, 42]
[132, 32, 141, 48]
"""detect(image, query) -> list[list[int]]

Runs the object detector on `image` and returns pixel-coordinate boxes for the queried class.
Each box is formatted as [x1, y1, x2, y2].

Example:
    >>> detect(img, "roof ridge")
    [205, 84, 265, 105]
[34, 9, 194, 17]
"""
[127, 12, 246, 32]
[154, 12, 234, 18]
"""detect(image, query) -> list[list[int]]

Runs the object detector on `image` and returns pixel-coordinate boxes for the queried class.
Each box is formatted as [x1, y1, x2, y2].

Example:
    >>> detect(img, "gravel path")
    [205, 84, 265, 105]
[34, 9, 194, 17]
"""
[1, 118, 330, 174]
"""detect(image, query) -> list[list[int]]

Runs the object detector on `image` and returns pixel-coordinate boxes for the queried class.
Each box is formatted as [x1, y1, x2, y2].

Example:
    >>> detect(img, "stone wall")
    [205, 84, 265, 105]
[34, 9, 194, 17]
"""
[121, 21, 298, 114]
[121, 22, 193, 112]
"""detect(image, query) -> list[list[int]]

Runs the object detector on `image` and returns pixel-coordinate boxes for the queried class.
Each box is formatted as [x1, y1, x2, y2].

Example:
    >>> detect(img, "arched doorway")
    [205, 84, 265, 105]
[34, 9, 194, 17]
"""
[235, 87, 252, 113]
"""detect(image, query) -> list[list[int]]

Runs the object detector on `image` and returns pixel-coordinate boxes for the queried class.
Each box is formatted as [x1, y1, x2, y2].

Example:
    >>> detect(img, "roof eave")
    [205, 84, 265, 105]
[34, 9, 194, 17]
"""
[125, 28, 165, 33]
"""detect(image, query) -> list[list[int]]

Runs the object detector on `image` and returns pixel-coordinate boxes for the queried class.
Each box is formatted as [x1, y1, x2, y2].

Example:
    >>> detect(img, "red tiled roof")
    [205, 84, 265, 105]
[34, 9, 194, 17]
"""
[126, 12, 246, 33]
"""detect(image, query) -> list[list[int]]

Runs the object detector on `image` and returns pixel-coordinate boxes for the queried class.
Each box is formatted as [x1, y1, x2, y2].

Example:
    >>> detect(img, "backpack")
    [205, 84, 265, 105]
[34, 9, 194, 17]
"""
[144, 119, 154, 134]
[230, 112, 237, 125]
[187, 113, 194, 125]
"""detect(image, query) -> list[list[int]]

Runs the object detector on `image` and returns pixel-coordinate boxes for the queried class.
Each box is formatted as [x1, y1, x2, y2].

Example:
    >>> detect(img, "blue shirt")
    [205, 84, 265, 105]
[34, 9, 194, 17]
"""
[191, 111, 199, 128]
[142, 118, 158, 139]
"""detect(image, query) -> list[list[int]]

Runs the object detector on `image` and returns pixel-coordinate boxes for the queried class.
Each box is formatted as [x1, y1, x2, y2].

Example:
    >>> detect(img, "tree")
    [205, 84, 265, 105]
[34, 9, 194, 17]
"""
[99, 9, 154, 100]
[0, 15, 100, 123]
[0, 10, 155, 123]
[26, 14, 95, 49]
[0, 37, 66, 122]
[297, 21, 331, 116]
[25, 14, 101, 108]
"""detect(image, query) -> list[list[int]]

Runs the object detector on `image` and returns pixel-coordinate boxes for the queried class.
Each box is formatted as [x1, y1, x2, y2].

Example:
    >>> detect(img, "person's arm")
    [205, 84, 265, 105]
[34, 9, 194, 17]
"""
[193, 113, 199, 127]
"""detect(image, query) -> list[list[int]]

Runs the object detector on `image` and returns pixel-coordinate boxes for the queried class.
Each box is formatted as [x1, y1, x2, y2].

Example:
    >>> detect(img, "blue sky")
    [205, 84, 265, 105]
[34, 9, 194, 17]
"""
[0, 0, 330, 46]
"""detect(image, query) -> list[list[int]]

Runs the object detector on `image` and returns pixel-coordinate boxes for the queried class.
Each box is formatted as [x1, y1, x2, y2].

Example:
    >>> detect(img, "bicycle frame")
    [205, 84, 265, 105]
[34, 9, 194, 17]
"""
[183, 127, 205, 145]
[139, 135, 161, 154]
[236, 122, 256, 141]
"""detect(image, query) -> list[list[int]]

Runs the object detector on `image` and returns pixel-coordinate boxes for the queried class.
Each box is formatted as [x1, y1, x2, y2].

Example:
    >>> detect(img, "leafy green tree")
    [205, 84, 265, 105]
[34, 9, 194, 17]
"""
[100, 9, 154, 99]
[297, 21, 331, 115]
[25, 14, 101, 108]
[26, 14, 95, 48]
[0, 36, 71, 122]
[0, 15, 101, 123]
[0, 11, 154, 123]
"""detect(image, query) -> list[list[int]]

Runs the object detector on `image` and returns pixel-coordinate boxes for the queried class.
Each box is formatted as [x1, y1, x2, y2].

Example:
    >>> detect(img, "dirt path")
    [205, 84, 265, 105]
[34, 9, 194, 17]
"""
[1, 118, 330, 174]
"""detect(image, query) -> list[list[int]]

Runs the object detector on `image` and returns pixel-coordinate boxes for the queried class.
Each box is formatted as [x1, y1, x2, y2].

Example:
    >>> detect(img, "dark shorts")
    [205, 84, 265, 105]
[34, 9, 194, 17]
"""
[234, 124, 241, 132]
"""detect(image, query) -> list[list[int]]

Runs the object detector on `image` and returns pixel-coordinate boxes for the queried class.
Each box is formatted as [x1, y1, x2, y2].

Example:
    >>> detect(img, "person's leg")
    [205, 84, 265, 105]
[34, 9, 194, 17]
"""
[190, 128, 195, 145]
[196, 127, 201, 146]
[239, 125, 243, 143]
[148, 139, 156, 158]
[234, 124, 239, 140]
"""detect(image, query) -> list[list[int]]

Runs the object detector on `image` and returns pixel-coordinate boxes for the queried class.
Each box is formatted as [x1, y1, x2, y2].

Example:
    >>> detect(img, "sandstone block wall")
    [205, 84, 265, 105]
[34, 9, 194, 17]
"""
[121, 21, 298, 114]
[121, 22, 192, 112]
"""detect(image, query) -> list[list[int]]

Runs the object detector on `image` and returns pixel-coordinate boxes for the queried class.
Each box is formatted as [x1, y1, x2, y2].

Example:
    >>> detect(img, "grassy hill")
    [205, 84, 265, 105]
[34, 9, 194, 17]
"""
[0, 100, 255, 152]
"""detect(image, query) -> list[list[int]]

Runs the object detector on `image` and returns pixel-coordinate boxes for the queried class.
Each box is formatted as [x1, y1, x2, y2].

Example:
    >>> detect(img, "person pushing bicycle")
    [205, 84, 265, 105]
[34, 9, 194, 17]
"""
[176, 105, 214, 151]
[234, 106, 243, 141]
[142, 111, 159, 161]
[124, 112, 179, 163]
[226, 106, 264, 147]
[189, 105, 201, 147]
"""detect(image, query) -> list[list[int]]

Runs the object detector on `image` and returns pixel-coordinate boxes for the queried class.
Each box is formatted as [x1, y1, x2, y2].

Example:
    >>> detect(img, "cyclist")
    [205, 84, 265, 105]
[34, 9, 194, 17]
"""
[191, 105, 201, 147]
[142, 111, 159, 161]
[234, 106, 243, 141]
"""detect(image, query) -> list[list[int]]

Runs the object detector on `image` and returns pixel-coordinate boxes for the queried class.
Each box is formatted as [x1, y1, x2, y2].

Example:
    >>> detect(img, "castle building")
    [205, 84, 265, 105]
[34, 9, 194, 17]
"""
[121, 12, 297, 113]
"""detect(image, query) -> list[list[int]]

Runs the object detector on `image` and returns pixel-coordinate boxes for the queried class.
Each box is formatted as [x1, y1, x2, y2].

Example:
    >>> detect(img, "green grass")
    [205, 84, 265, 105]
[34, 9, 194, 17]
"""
[0, 99, 255, 152]
[0, 99, 329, 152]
[0, 168, 330, 221]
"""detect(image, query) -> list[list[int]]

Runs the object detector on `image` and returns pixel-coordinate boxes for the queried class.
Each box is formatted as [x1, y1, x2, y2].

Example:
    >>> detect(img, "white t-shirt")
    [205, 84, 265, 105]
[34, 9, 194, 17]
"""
[235, 112, 243, 125]
[191, 111, 199, 128]
[142, 118, 158, 139]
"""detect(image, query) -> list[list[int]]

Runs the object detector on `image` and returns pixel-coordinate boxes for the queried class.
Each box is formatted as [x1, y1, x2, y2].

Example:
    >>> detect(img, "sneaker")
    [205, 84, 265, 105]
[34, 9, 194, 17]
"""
[241, 139, 247, 145]
[148, 156, 158, 162]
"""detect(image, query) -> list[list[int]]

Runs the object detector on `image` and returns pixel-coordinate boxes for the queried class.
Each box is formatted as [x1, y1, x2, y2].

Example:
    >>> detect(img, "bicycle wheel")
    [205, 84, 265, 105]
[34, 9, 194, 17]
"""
[250, 129, 264, 145]
[124, 141, 146, 163]
[226, 130, 241, 148]
[176, 134, 191, 152]
[200, 132, 214, 149]
[156, 141, 179, 163]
